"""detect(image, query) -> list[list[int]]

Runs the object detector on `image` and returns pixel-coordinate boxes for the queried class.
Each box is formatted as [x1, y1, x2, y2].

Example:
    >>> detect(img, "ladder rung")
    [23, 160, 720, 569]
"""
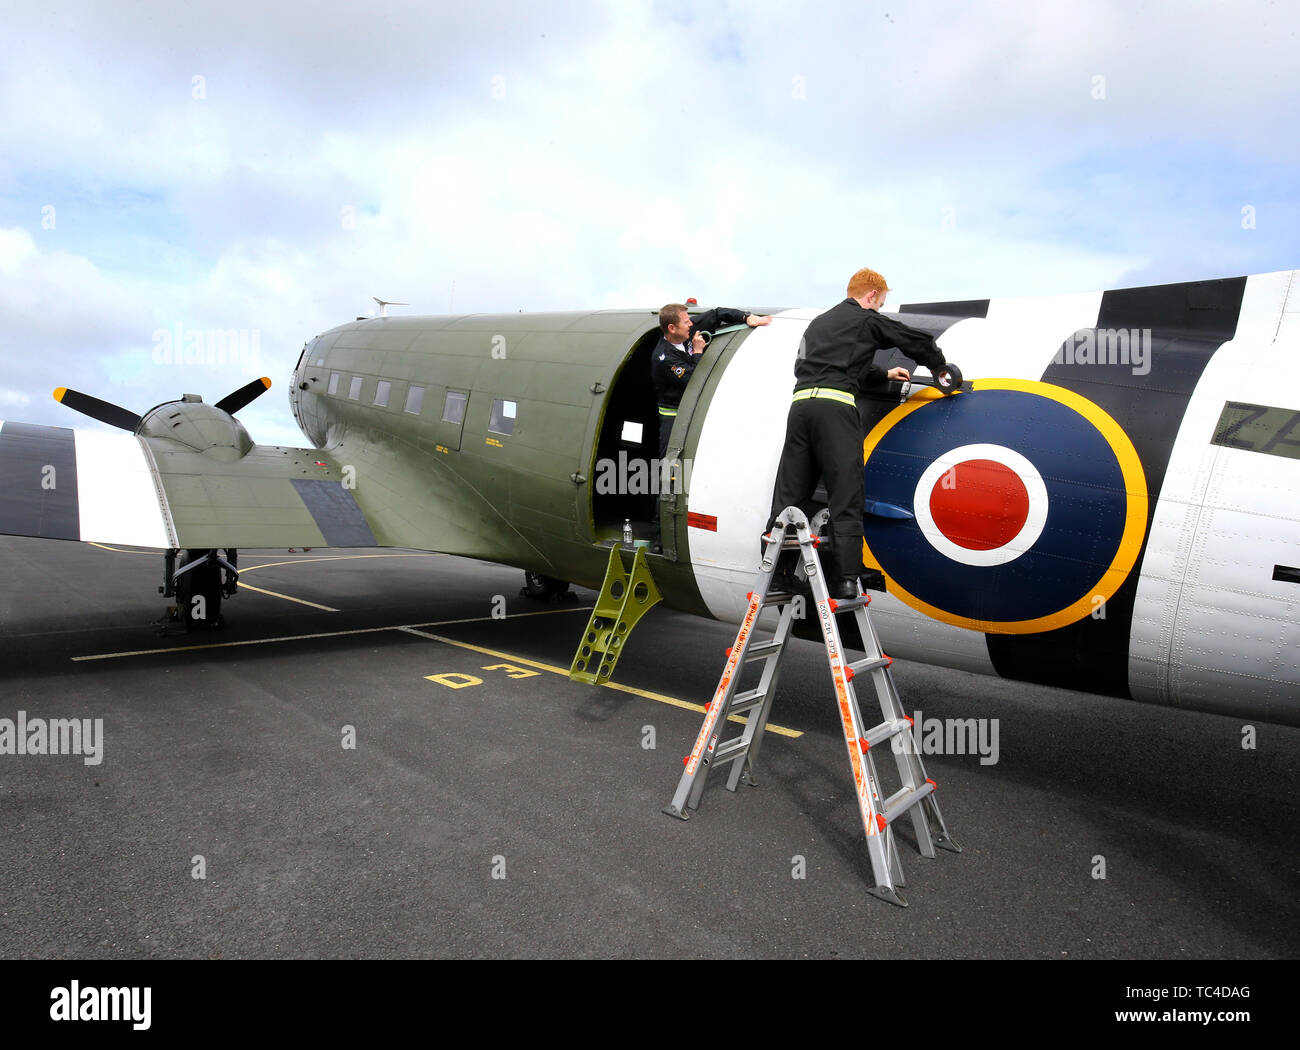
[848, 655, 891, 677]
[728, 688, 767, 714]
[860, 718, 911, 750]
[827, 594, 870, 612]
[710, 737, 749, 766]
[763, 535, 809, 550]
[743, 639, 784, 661]
[881, 780, 935, 826]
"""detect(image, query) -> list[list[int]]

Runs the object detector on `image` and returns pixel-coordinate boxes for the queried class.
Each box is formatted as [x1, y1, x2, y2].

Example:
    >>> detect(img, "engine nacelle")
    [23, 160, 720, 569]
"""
[138, 394, 254, 461]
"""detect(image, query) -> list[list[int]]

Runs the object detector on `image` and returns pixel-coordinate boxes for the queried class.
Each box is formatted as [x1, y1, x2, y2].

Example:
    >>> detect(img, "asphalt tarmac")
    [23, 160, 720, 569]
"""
[1, 537, 1296, 959]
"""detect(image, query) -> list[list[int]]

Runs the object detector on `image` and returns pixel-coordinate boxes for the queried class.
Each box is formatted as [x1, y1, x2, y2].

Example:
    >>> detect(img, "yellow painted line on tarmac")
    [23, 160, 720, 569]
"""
[234, 582, 339, 612]
[88, 542, 155, 555]
[70, 606, 593, 662]
[398, 626, 803, 739]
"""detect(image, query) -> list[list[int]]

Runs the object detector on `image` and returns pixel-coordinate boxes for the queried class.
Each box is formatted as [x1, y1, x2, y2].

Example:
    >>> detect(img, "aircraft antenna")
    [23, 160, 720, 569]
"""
[372, 297, 408, 318]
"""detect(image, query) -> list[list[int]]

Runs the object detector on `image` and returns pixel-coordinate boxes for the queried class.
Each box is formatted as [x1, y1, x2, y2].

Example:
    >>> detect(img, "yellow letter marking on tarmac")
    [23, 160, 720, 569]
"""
[424, 673, 483, 689]
[481, 663, 541, 679]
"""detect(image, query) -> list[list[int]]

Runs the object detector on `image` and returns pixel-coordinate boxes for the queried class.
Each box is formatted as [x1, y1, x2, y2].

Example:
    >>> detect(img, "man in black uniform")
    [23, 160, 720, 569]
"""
[767, 267, 947, 599]
[651, 303, 771, 459]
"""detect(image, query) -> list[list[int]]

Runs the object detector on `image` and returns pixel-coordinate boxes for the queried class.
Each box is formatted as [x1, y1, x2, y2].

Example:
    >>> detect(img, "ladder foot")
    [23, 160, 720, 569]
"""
[868, 886, 909, 908]
[662, 804, 692, 821]
[935, 834, 962, 854]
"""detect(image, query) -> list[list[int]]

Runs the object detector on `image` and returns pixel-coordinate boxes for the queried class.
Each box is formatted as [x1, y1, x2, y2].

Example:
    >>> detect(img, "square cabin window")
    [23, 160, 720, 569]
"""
[405, 385, 425, 415]
[374, 380, 391, 408]
[328, 372, 340, 395]
[488, 399, 517, 436]
[442, 390, 468, 424]
[621, 420, 643, 444]
[348, 376, 363, 400]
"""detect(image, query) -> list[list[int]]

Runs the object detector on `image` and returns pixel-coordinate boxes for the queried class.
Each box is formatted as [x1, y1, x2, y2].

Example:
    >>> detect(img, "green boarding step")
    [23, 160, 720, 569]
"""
[569, 544, 662, 684]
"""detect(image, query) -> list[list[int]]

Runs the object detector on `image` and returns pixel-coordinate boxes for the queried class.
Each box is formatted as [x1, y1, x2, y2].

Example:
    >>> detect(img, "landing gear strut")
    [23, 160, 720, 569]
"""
[161, 548, 239, 630]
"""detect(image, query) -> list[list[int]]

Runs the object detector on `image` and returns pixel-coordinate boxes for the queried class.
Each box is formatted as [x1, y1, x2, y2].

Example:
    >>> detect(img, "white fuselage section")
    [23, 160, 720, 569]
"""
[685, 271, 1300, 724]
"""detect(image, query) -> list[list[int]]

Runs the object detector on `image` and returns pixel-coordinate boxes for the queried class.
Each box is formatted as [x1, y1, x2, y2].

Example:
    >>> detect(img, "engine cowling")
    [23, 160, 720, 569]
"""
[137, 394, 254, 461]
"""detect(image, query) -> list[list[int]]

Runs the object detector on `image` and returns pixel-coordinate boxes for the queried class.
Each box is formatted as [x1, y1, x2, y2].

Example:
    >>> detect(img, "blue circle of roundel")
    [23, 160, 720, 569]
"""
[863, 389, 1128, 623]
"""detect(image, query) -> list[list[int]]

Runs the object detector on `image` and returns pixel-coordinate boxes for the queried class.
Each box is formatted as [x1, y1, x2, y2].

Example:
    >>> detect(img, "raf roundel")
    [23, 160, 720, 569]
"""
[913, 443, 1048, 567]
[860, 380, 1148, 634]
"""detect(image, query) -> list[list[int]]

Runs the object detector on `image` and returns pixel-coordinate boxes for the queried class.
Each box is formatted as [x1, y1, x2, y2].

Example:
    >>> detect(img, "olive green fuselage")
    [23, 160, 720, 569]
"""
[289, 311, 753, 617]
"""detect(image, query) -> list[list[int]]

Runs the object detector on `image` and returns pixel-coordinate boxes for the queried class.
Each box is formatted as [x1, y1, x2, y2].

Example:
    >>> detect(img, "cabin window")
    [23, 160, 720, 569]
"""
[328, 373, 340, 395]
[488, 399, 517, 436]
[405, 385, 425, 415]
[374, 380, 391, 408]
[442, 390, 468, 424]
[348, 376, 363, 400]
[621, 420, 644, 444]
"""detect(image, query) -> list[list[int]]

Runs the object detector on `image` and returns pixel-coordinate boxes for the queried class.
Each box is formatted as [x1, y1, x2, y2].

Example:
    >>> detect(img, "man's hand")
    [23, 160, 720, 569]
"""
[692, 333, 707, 355]
[745, 314, 773, 327]
[886, 366, 910, 381]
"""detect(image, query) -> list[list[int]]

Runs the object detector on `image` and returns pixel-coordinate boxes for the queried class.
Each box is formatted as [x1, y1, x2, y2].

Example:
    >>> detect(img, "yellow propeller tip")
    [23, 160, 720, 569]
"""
[260, 377, 272, 389]
[53, 387, 67, 402]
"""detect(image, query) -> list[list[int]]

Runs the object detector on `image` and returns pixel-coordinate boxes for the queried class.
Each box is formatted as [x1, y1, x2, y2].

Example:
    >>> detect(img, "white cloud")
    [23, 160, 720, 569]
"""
[0, 0, 1295, 446]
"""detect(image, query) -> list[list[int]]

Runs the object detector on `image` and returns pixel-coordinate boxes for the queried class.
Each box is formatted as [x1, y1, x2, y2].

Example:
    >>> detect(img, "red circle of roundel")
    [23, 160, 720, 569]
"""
[928, 459, 1030, 551]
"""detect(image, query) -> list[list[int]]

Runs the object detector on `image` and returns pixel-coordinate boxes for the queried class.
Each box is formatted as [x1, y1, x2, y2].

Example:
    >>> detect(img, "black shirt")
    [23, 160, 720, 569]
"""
[793, 299, 945, 397]
[651, 307, 749, 409]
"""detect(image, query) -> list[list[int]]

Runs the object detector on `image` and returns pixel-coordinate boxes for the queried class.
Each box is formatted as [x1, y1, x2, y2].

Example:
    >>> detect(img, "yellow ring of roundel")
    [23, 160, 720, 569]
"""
[860, 378, 1149, 635]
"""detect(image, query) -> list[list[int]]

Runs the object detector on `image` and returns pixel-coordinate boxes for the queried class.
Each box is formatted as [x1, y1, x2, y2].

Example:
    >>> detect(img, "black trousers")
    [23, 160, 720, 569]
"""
[767, 398, 865, 579]
[658, 414, 674, 460]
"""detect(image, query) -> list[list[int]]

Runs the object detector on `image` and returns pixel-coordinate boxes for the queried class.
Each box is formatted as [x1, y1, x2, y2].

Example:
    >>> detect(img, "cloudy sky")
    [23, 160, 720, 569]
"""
[2, 0, 1297, 446]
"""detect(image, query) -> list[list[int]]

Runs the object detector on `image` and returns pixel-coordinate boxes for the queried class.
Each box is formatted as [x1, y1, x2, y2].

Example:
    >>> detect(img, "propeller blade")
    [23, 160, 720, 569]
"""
[52, 388, 142, 432]
[214, 377, 272, 415]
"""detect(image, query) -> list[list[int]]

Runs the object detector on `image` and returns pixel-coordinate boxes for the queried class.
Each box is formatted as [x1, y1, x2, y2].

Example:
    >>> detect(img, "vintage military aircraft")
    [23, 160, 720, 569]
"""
[1, 270, 1296, 727]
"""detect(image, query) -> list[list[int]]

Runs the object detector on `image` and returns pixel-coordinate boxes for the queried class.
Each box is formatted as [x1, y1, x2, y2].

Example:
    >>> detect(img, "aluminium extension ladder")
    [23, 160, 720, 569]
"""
[662, 506, 960, 906]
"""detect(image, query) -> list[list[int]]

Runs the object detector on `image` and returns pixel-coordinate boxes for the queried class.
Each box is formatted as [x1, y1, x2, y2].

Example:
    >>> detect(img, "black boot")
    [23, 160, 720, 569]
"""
[829, 576, 859, 600]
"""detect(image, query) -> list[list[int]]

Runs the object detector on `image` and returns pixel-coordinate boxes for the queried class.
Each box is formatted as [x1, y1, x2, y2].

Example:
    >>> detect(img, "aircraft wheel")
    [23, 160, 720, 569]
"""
[176, 549, 224, 631]
[520, 571, 571, 602]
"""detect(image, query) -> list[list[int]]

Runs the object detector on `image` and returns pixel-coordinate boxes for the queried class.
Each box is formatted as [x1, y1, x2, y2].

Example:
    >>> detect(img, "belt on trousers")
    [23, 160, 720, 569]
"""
[791, 387, 855, 407]
[658, 406, 677, 416]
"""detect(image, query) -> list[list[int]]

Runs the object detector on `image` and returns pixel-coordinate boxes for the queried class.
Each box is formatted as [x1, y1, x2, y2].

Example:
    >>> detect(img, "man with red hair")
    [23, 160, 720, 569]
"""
[767, 267, 947, 599]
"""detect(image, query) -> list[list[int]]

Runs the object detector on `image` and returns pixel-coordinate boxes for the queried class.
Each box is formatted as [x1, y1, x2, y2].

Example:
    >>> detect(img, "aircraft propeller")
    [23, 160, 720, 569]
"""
[53, 377, 272, 432]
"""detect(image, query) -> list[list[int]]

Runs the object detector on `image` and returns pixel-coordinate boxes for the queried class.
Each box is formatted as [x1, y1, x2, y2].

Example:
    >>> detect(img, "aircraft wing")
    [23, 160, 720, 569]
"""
[0, 420, 376, 550]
